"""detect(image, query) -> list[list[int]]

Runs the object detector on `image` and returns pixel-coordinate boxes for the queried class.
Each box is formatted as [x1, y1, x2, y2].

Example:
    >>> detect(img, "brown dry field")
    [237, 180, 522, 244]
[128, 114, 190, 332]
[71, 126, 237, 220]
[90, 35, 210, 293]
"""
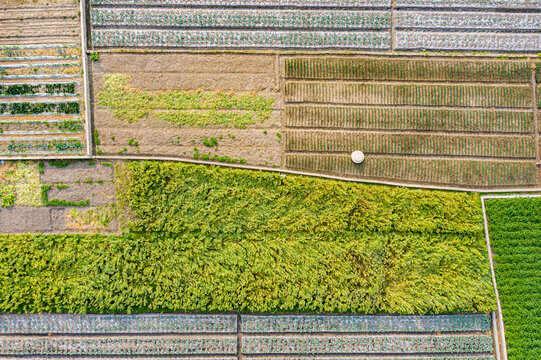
[1, 0, 78, 6]
[91, 53, 283, 167]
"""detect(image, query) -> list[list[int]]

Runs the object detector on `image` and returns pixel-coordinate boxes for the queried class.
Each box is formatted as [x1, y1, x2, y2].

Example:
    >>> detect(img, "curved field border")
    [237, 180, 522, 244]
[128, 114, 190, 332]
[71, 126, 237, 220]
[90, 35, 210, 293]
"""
[1, 153, 540, 194]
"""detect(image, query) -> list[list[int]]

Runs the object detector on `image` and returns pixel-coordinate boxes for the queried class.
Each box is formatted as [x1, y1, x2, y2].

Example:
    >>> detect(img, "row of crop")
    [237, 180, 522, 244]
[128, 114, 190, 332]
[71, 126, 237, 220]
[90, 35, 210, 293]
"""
[395, 0, 540, 9]
[91, 9, 391, 30]
[285, 105, 535, 134]
[283, 57, 532, 83]
[0, 63, 80, 78]
[0, 138, 84, 155]
[242, 335, 494, 354]
[485, 197, 541, 360]
[243, 357, 496, 360]
[241, 314, 491, 334]
[396, 32, 541, 52]
[90, 0, 391, 7]
[0, 102, 80, 115]
[0, 83, 76, 96]
[0, 336, 238, 355]
[284, 82, 532, 108]
[0, 45, 80, 60]
[91, 30, 391, 49]
[285, 130, 535, 158]
[396, 12, 541, 31]
[285, 153, 537, 186]
[0, 314, 491, 335]
[0, 119, 84, 134]
[0, 314, 237, 334]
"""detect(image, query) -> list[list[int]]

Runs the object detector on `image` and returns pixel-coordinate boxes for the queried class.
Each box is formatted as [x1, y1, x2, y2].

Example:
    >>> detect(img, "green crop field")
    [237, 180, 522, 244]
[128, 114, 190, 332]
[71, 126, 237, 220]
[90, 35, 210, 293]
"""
[284, 58, 532, 83]
[285, 105, 534, 134]
[285, 130, 534, 158]
[0, 161, 495, 314]
[285, 82, 532, 108]
[485, 197, 541, 360]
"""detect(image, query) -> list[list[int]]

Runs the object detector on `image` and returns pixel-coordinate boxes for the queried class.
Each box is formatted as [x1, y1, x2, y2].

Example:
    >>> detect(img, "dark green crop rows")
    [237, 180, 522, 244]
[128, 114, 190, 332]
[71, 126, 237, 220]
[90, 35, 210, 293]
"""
[0, 102, 79, 115]
[0, 161, 495, 315]
[485, 197, 541, 360]
[0, 83, 75, 96]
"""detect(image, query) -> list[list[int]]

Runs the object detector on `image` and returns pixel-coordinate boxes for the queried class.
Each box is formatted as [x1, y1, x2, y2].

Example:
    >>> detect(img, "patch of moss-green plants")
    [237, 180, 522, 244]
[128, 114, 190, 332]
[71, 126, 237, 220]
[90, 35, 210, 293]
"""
[41, 185, 89, 207]
[97, 74, 274, 128]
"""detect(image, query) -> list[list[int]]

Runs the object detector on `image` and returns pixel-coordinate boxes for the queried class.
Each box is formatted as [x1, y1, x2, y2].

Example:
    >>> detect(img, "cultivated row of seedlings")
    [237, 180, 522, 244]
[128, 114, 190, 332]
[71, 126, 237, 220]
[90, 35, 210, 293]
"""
[91, 9, 391, 30]
[395, 32, 541, 52]
[0, 314, 490, 334]
[92, 30, 390, 49]
[0, 337, 239, 355]
[285, 130, 535, 158]
[284, 57, 533, 83]
[0, 45, 85, 156]
[284, 82, 532, 108]
[90, 0, 391, 7]
[285, 154, 538, 187]
[285, 105, 535, 134]
[0, 314, 495, 356]
[240, 314, 492, 333]
[0, 314, 238, 334]
[394, 0, 540, 9]
[242, 335, 494, 354]
[396, 12, 541, 31]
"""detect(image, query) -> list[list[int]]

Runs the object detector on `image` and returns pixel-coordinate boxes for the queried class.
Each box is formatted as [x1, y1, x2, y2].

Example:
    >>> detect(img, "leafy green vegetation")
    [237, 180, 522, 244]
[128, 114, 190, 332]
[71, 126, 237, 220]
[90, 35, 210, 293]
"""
[97, 74, 274, 127]
[485, 197, 541, 360]
[0, 161, 495, 315]
[41, 185, 89, 207]
[0, 101, 79, 115]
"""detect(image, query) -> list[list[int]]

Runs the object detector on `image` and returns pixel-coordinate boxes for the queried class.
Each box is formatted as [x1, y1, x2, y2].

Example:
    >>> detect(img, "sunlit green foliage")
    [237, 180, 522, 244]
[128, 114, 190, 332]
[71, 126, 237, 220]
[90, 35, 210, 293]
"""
[485, 197, 541, 360]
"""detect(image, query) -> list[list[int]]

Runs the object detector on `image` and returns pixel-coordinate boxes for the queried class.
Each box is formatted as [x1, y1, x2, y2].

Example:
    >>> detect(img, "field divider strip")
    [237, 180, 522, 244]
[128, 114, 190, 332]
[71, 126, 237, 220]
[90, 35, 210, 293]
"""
[80, 0, 93, 157]
[0, 152, 538, 192]
[91, 155, 541, 193]
[492, 311, 501, 360]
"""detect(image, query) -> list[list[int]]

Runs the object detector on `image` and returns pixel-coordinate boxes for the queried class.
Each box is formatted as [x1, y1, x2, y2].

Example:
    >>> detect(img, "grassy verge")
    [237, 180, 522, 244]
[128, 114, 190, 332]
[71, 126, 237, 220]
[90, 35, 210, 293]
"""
[485, 197, 541, 360]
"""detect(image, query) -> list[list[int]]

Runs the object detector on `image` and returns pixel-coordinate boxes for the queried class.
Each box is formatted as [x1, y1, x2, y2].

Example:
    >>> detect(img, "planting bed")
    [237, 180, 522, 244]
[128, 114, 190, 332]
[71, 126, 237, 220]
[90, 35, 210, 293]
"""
[92, 53, 281, 166]
[0, 313, 495, 358]
[0, 160, 116, 234]
[0, 0, 87, 157]
[485, 197, 541, 360]
[89, 0, 540, 52]
[0, 47, 87, 156]
[282, 56, 540, 188]
[90, 0, 391, 50]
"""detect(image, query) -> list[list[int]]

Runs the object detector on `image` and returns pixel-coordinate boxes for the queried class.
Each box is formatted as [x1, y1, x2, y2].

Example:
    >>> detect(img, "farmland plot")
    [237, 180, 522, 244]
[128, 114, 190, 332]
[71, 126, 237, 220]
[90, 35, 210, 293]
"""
[0, 1, 87, 157]
[89, 0, 391, 50]
[0, 313, 496, 358]
[485, 197, 541, 360]
[92, 53, 281, 166]
[283, 56, 538, 188]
